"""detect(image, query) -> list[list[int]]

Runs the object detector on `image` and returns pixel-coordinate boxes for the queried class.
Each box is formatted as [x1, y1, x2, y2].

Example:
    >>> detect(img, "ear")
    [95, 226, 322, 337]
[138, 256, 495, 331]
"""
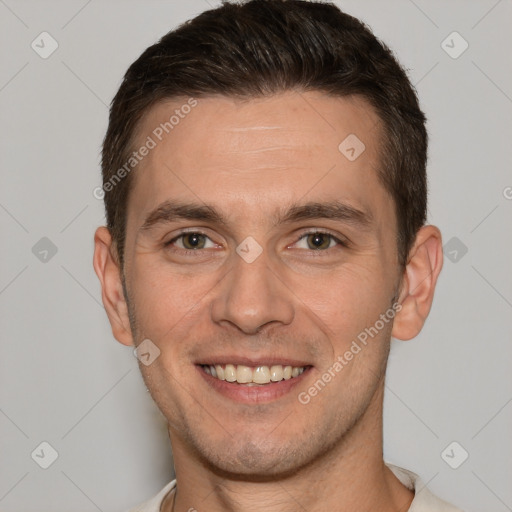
[392, 225, 443, 341]
[93, 226, 134, 346]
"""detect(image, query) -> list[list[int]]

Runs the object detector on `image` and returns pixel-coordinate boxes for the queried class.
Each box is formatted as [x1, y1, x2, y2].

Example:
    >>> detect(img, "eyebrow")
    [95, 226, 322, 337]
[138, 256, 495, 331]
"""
[138, 199, 373, 233]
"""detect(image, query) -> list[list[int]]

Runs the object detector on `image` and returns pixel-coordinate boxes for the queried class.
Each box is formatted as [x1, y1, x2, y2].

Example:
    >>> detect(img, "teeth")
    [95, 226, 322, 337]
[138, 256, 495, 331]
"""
[224, 364, 237, 382]
[203, 364, 306, 384]
[253, 366, 270, 384]
[215, 365, 225, 380]
[270, 365, 284, 382]
[236, 365, 252, 383]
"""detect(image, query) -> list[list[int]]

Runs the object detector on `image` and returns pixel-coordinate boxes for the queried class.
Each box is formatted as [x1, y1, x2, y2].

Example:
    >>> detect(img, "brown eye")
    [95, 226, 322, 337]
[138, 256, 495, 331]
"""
[290, 230, 347, 253]
[306, 232, 332, 250]
[180, 233, 207, 250]
[165, 232, 215, 252]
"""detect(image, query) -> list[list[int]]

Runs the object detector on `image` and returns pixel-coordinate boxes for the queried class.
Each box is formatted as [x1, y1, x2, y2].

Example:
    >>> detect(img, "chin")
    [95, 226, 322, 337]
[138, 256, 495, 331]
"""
[193, 431, 325, 480]
[204, 451, 303, 480]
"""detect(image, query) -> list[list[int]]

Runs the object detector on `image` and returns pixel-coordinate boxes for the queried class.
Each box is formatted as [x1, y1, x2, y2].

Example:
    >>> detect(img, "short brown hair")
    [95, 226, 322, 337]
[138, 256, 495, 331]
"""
[101, 0, 427, 269]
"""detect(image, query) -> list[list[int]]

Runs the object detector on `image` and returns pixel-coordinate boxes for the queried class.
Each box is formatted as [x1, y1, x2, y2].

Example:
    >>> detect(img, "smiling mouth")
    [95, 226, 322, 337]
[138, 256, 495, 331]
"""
[200, 363, 310, 385]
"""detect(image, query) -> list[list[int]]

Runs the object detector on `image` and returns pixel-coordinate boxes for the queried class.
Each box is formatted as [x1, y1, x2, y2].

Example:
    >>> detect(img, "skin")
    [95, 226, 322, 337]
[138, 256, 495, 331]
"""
[93, 91, 443, 512]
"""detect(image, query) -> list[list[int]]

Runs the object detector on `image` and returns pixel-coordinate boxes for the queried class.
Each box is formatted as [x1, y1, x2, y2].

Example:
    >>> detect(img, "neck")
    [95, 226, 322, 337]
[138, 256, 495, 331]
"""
[163, 381, 413, 512]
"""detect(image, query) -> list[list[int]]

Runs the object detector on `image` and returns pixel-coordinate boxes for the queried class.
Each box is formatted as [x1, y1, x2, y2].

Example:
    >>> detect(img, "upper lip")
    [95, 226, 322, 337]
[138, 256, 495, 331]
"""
[196, 356, 312, 367]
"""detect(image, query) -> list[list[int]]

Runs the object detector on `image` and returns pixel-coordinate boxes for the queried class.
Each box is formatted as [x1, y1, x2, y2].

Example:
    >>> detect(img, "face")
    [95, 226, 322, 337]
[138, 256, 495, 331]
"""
[111, 91, 405, 476]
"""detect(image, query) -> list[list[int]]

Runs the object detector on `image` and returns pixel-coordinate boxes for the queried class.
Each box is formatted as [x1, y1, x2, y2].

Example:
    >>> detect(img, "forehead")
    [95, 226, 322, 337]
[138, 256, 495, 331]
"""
[127, 91, 388, 229]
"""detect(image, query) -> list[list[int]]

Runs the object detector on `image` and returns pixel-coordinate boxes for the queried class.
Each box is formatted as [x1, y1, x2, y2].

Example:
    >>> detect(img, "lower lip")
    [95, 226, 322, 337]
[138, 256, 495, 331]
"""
[196, 365, 312, 404]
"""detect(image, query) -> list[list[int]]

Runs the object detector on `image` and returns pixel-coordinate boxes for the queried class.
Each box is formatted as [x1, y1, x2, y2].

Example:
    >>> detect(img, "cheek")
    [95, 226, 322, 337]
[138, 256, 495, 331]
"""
[129, 260, 220, 342]
[297, 261, 393, 338]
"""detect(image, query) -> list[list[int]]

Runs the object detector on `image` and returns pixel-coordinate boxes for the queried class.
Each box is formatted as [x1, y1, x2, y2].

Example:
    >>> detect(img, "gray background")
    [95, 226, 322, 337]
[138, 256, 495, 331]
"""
[1, 0, 511, 511]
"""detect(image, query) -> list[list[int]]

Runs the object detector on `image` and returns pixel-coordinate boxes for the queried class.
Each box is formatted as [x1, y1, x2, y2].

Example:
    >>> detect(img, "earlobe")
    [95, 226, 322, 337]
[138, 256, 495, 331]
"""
[93, 226, 134, 346]
[392, 225, 443, 341]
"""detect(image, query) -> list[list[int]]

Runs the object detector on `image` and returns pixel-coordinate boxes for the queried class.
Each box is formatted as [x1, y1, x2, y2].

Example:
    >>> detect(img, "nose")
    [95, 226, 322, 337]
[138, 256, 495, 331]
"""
[210, 247, 295, 335]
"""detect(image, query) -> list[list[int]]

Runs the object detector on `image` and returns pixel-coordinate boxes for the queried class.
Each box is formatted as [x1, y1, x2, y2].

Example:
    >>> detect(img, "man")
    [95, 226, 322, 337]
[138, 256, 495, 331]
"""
[93, 1, 462, 510]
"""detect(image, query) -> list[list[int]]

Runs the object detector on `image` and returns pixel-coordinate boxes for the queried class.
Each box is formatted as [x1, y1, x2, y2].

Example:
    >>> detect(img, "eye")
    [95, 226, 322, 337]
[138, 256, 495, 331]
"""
[165, 232, 217, 251]
[293, 231, 346, 251]
[164, 229, 347, 257]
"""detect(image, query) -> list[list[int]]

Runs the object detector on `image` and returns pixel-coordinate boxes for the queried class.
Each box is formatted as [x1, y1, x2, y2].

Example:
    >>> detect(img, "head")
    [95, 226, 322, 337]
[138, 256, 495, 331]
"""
[94, 0, 442, 478]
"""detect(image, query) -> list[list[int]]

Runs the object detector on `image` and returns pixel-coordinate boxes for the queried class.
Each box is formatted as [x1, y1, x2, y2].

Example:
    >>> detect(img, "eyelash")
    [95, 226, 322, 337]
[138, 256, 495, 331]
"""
[164, 229, 348, 256]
